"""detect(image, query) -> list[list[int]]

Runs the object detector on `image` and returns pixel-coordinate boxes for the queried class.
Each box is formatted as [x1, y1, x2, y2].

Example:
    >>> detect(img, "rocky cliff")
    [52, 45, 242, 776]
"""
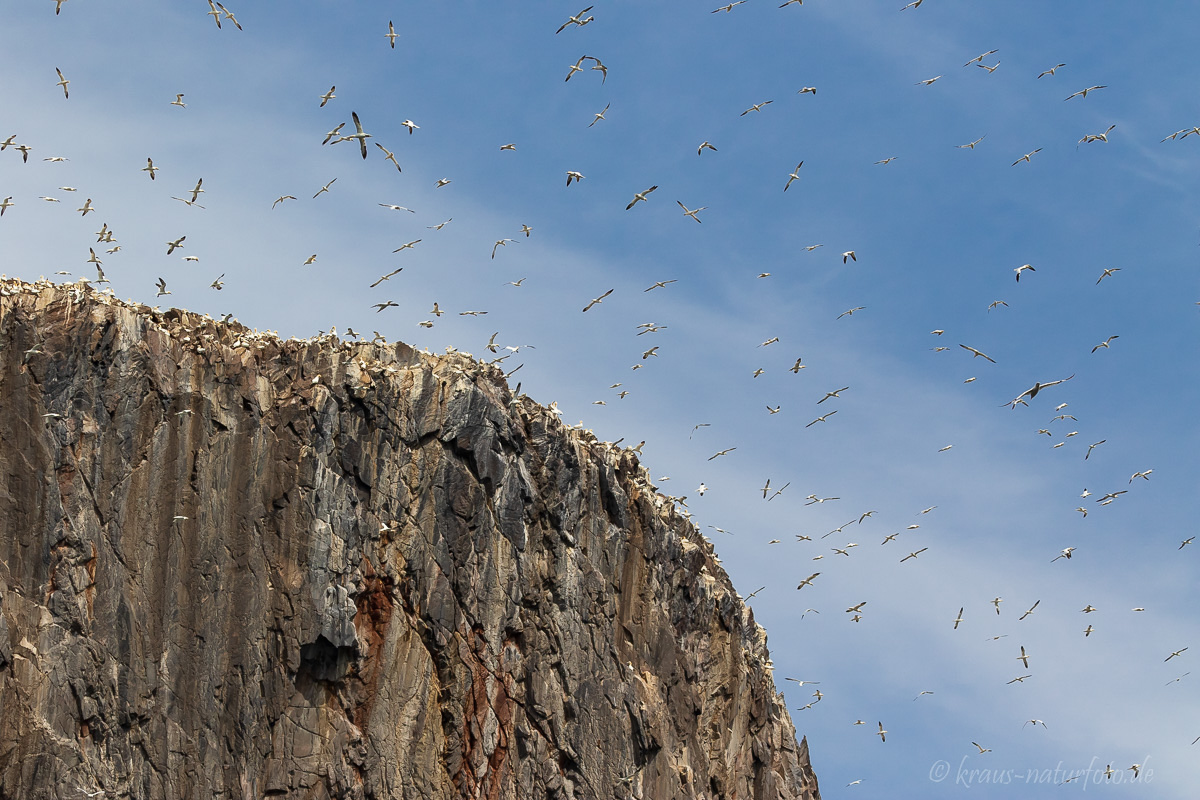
[0, 278, 820, 800]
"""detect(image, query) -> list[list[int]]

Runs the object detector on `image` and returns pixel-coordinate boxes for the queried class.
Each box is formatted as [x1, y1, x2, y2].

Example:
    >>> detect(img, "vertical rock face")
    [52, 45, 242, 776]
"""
[0, 279, 820, 800]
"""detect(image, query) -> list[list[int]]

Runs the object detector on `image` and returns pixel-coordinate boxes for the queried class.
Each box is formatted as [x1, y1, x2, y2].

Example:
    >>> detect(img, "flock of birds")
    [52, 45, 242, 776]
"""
[2, 1, 1197, 795]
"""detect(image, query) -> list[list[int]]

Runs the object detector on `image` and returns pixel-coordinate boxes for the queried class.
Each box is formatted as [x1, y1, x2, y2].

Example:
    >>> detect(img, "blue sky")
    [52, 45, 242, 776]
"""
[3, 1, 1199, 796]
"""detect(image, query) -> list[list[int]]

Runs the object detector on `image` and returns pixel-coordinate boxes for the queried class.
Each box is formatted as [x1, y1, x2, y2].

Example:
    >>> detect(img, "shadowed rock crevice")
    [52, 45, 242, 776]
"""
[0, 279, 820, 800]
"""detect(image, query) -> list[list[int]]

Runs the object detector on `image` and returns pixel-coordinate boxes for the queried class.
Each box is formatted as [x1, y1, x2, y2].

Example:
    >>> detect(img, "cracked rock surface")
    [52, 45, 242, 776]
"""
[0, 279, 820, 800]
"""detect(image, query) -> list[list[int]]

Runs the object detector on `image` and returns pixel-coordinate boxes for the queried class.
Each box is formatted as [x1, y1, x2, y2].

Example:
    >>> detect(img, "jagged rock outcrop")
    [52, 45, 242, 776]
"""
[0, 278, 820, 800]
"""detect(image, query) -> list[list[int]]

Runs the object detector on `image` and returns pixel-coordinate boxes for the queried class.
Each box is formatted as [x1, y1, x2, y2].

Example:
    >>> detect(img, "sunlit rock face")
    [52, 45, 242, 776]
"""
[0, 279, 820, 800]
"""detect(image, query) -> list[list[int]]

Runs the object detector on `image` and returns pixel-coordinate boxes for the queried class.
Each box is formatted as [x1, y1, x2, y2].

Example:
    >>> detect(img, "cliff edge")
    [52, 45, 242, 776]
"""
[0, 278, 820, 800]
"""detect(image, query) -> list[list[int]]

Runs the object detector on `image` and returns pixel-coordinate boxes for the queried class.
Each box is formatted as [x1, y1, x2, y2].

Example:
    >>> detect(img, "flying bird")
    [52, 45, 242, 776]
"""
[55, 68, 70, 99]
[796, 573, 820, 590]
[677, 201, 706, 222]
[313, 178, 337, 198]
[1064, 85, 1107, 101]
[1005, 374, 1074, 407]
[626, 185, 658, 209]
[556, 6, 594, 34]
[711, 1, 746, 11]
[1091, 335, 1118, 353]
[589, 103, 610, 127]
[817, 387, 849, 404]
[322, 123, 345, 145]
[964, 49, 998, 67]
[215, 2, 241, 30]
[784, 162, 804, 191]
[165, 236, 186, 255]
[957, 135, 986, 150]
[1014, 264, 1036, 281]
[1019, 600, 1041, 621]
[583, 288, 614, 312]
[272, 195, 296, 208]
[1079, 124, 1116, 144]
[374, 145, 403, 173]
[1038, 63, 1066, 78]
[343, 111, 371, 158]
[318, 86, 335, 107]
[698, 141, 717, 155]
[1012, 148, 1042, 166]
[741, 100, 774, 116]
[959, 344, 996, 363]
[386, 20, 397, 48]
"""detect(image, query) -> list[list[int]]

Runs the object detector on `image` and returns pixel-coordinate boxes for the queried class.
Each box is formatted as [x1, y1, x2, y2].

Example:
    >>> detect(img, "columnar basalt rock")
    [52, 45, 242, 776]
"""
[0, 279, 820, 800]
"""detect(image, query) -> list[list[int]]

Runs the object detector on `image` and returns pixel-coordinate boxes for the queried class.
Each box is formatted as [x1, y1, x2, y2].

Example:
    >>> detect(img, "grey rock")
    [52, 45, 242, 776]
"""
[0, 279, 821, 800]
